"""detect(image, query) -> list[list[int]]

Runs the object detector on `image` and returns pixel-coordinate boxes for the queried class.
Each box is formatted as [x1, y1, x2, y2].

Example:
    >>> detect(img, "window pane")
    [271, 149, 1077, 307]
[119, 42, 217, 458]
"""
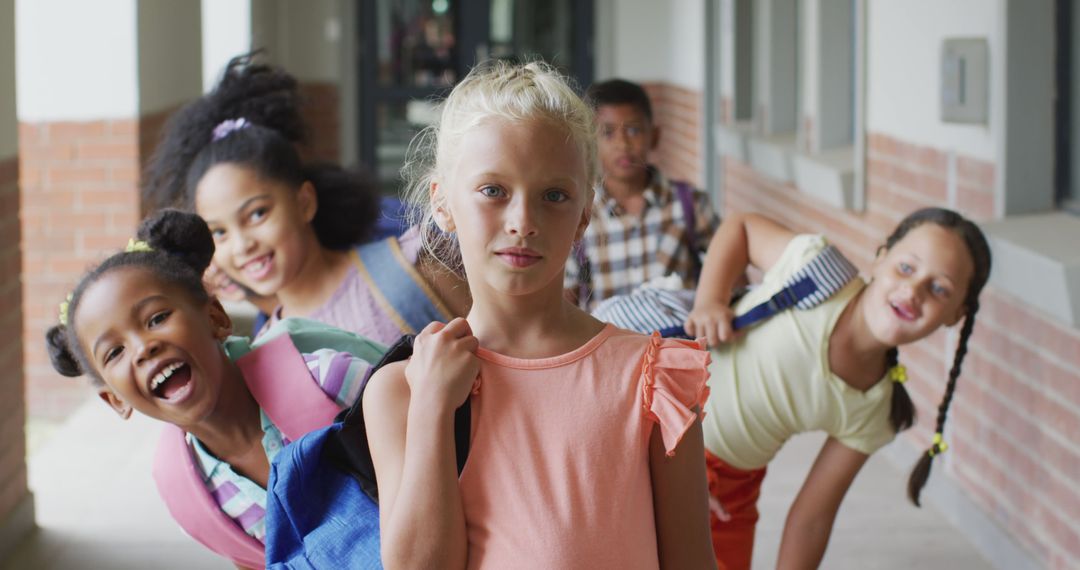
[375, 0, 457, 88]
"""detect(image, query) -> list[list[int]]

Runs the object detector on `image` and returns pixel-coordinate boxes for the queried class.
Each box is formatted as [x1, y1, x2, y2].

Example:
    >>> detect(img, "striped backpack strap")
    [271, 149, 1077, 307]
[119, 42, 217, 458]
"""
[351, 237, 453, 335]
[731, 244, 859, 330]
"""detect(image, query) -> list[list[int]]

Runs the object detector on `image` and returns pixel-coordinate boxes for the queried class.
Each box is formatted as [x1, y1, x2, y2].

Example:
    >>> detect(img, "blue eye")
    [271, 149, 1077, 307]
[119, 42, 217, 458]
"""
[930, 283, 950, 297]
[625, 126, 642, 137]
[480, 186, 504, 198]
[249, 207, 268, 222]
[210, 228, 226, 241]
[898, 262, 913, 275]
[543, 190, 569, 203]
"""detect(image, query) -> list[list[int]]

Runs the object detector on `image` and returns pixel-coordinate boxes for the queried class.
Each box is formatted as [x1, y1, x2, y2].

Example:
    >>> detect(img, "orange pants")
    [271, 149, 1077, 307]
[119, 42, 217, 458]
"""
[705, 450, 767, 570]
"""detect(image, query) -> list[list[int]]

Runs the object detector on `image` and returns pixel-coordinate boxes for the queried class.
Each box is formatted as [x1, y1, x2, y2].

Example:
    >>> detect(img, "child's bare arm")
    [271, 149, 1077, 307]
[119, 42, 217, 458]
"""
[686, 213, 797, 345]
[648, 413, 717, 570]
[365, 319, 479, 570]
[776, 437, 869, 570]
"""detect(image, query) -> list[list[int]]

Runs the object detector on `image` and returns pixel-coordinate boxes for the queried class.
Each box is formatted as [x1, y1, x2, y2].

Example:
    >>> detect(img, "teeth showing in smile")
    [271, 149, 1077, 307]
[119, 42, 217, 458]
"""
[245, 258, 269, 272]
[151, 362, 185, 392]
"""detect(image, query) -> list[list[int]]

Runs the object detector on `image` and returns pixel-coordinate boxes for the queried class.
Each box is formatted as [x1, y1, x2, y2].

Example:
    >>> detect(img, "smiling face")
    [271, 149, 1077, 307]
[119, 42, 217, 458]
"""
[436, 117, 591, 299]
[863, 223, 975, 347]
[74, 266, 234, 427]
[194, 163, 317, 298]
[595, 103, 658, 187]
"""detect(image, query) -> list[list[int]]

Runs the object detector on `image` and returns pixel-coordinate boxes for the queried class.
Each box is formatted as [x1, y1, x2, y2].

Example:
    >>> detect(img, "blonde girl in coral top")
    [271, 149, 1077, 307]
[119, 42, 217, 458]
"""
[362, 60, 717, 570]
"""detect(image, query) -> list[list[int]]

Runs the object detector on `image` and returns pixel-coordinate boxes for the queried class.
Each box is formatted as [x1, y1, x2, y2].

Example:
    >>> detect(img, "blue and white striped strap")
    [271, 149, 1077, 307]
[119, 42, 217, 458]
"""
[731, 244, 859, 330]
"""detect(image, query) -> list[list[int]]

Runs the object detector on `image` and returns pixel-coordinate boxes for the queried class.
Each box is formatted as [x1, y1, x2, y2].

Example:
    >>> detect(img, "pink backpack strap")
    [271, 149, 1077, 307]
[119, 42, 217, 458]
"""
[238, 333, 341, 440]
[152, 425, 265, 569]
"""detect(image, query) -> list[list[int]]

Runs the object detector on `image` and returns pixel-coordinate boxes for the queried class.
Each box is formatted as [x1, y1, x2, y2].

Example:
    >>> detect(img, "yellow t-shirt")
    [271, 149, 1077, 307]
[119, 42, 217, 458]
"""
[702, 234, 896, 470]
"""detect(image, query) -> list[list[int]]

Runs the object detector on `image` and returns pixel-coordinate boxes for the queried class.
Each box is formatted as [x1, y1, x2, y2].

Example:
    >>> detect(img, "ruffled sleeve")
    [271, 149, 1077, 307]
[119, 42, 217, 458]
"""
[640, 333, 711, 456]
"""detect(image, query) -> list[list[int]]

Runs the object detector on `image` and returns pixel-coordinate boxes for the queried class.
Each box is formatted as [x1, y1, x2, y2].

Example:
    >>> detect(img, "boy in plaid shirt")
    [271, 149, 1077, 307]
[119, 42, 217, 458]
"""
[567, 79, 720, 309]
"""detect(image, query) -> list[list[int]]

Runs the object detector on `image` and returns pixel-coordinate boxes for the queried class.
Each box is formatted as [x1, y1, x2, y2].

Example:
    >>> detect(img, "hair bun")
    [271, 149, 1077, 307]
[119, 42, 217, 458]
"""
[45, 326, 83, 377]
[137, 209, 215, 274]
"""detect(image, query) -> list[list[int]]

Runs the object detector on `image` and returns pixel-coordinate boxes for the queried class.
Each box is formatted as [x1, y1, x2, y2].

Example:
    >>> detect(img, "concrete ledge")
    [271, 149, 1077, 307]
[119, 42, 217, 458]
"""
[716, 123, 753, 162]
[981, 213, 1080, 328]
[0, 492, 35, 562]
[717, 124, 859, 210]
[793, 146, 856, 210]
[747, 133, 797, 182]
[882, 439, 1040, 570]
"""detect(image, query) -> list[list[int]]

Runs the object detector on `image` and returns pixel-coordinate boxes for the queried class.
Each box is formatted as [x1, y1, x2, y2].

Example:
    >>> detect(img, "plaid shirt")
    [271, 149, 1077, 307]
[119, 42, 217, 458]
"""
[566, 167, 720, 309]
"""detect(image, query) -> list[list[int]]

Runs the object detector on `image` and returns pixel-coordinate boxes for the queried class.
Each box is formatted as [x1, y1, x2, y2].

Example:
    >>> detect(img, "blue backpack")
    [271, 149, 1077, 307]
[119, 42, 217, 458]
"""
[264, 335, 472, 569]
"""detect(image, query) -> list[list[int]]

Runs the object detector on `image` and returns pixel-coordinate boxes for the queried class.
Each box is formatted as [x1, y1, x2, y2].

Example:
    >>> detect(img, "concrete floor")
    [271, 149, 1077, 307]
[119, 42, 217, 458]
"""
[3, 402, 992, 569]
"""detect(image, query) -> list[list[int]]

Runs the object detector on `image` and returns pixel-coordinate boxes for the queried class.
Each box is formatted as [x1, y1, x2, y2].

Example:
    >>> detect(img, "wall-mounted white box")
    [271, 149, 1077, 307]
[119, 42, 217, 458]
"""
[941, 38, 989, 124]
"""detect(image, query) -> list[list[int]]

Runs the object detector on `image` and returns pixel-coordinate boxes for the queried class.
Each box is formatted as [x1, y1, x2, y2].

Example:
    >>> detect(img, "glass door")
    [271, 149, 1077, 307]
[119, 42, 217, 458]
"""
[359, 0, 593, 193]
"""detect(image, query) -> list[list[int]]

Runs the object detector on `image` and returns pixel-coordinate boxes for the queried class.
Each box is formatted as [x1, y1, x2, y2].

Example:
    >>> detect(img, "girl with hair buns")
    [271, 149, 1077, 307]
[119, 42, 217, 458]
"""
[363, 60, 716, 569]
[683, 207, 992, 569]
[143, 52, 469, 344]
[45, 209, 386, 569]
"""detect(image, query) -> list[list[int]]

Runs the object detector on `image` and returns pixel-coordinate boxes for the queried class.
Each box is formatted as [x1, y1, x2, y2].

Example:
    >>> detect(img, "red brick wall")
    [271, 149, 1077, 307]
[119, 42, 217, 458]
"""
[20, 119, 143, 420]
[643, 82, 703, 188]
[723, 132, 1079, 567]
[0, 155, 28, 520]
[298, 82, 340, 164]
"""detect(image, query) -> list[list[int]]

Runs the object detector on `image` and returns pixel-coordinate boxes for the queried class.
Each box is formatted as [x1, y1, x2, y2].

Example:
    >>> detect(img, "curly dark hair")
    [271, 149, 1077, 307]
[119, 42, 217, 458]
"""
[141, 51, 380, 250]
[45, 209, 216, 385]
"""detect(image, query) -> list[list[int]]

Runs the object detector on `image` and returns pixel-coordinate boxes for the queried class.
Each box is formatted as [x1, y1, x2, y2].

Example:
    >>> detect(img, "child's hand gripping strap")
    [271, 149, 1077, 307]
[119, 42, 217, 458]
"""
[656, 243, 859, 337]
[323, 334, 472, 503]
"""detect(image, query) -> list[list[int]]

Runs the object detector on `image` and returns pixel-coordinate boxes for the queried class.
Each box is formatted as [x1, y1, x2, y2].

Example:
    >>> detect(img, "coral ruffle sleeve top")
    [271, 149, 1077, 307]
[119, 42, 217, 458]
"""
[459, 324, 710, 570]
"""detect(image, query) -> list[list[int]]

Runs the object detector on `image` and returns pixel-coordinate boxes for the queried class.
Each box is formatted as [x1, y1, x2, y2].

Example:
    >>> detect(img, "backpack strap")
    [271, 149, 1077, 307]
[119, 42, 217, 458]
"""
[655, 243, 858, 337]
[351, 237, 453, 335]
[238, 333, 342, 440]
[671, 181, 703, 279]
[153, 426, 265, 569]
[731, 243, 859, 330]
[572, 241, 592, 308]
[325, 334, 472, 503]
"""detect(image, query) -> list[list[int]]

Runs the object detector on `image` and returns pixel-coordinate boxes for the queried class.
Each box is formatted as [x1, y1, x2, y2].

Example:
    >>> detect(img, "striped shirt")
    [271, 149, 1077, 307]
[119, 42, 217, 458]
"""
[188, 347, 371, 542]
[565, 167, 719, 310]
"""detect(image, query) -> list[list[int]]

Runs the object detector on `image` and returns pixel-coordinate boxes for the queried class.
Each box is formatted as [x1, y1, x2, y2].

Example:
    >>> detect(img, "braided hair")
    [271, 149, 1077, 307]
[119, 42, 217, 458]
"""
[45, 210, 216, 385]
[878, 208, 992, 506]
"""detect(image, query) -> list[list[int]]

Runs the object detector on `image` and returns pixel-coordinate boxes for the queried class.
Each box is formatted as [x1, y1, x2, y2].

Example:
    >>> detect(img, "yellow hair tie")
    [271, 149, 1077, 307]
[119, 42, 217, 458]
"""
[58, 293, 73, 327]
[125, 238, 153, 253]
[888, 364, 908, 384]
[928, 432, 949, 457]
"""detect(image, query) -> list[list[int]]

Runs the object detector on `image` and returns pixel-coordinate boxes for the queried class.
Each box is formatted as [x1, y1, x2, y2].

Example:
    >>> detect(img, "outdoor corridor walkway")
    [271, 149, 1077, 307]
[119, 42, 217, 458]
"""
[2, 401, 993, 569]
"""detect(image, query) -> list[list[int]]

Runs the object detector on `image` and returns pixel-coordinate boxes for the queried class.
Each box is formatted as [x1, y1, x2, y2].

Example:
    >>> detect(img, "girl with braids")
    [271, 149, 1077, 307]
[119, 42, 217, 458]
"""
[44, 209, 386, 569]
[144, 53, 469, 345]
[683, 207, 991, 570]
